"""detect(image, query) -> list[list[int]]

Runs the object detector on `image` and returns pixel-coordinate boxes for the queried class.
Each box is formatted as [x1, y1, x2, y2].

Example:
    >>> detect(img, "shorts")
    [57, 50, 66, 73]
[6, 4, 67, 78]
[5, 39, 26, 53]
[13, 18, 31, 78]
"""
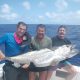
[28, 62, 57, 72]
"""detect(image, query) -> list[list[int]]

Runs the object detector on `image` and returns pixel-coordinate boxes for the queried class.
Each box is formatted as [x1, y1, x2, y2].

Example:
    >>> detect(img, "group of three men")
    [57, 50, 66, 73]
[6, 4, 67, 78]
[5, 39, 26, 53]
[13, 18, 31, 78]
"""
[0, 22, 77, 80]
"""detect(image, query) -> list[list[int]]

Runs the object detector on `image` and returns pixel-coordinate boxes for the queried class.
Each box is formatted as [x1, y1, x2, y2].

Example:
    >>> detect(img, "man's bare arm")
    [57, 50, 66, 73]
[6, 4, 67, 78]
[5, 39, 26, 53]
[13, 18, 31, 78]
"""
[0, 50, 5, 60]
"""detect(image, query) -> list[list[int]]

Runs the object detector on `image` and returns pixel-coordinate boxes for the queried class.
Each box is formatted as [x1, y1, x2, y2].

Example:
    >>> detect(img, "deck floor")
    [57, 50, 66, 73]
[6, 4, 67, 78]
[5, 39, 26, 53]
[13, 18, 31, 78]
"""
[0, 64, 80, 80]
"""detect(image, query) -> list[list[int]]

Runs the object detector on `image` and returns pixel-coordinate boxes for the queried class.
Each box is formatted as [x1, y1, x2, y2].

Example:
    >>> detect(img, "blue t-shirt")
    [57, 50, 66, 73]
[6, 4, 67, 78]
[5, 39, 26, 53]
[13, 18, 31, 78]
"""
[0, 33, 31, 63]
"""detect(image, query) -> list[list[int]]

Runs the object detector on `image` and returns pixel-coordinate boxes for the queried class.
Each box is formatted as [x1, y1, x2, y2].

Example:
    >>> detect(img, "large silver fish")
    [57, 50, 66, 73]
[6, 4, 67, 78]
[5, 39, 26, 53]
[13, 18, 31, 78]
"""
[0, 45, 78, 67]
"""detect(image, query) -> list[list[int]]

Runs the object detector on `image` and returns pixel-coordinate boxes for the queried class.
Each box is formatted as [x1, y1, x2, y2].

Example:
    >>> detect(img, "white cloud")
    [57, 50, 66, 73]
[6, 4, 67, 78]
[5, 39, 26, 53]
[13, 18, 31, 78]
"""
[27, 17, 33, 21]
[54, 0, 68, 12]
[45, 10, 80, 24]
[0, 4, 19, 20]
[45, 12, 51, 18]
[38, 1, 46, 7]
[45, 12, 62, 21]
[74, 0, 80, 2]
[1, 4, 11, 14]
[76, 10, 80, 15]
[74, 10, 80, 19]
[38, 15, 45, 20]
[9, 13, 18, 20]
[0, 13, 18, 20]
[45, 12, 57, 19]
[22, 1, 31, 10]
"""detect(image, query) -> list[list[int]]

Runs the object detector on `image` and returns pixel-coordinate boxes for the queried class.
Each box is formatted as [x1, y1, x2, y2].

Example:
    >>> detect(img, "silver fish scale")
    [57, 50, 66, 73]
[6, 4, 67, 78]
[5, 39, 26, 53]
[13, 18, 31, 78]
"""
[34, 51, 53, 62]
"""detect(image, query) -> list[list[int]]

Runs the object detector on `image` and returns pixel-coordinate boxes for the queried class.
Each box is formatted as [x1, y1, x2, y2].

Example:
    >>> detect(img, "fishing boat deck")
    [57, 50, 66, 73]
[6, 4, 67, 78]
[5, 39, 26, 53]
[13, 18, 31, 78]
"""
[0, 63, 80, 80]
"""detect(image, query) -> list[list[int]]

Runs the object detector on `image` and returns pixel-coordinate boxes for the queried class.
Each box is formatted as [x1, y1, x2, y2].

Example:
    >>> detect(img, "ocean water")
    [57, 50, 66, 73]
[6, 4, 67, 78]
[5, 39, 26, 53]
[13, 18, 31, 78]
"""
[0, 24, 80, 65]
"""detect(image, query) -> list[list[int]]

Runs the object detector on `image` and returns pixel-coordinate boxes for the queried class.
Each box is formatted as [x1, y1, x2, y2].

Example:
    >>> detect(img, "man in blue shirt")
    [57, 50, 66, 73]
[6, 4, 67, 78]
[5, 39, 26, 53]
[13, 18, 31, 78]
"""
[0, 22, 31, 80]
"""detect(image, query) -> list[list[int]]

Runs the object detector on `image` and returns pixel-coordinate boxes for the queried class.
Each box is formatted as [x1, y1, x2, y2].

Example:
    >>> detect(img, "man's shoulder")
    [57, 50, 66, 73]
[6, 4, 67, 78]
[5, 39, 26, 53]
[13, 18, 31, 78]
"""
[3, 33, 14, 38]
[52, 36, 58, 40]
[44, 36, 51, 40]
[64, 37, 70, 41]
[5, 33, 14, 36]
[1, 33, 14, 37]
[64, 38, 71, 44]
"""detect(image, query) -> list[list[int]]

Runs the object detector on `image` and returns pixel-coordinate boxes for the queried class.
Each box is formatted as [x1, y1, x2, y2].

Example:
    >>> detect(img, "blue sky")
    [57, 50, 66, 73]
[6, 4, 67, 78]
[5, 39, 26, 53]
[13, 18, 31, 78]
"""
[0, 0, 80, 24]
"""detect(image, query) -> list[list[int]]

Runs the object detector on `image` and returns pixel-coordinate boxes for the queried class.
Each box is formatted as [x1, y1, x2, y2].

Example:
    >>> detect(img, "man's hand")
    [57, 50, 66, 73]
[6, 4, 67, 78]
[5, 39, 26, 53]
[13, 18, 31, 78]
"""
[64, 65, 77, 73]
[0, 50, 5, 60]
[22, 64, 29, 69]
[69, 65, 77, 73]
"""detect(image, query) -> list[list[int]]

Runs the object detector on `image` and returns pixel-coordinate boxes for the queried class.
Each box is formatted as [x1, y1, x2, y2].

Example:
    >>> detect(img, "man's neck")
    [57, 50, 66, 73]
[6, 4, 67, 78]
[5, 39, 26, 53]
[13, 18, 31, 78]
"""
[36, 35, 44, 41]
[16, 32, 23, 39]
[57, 35, 65, 40]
